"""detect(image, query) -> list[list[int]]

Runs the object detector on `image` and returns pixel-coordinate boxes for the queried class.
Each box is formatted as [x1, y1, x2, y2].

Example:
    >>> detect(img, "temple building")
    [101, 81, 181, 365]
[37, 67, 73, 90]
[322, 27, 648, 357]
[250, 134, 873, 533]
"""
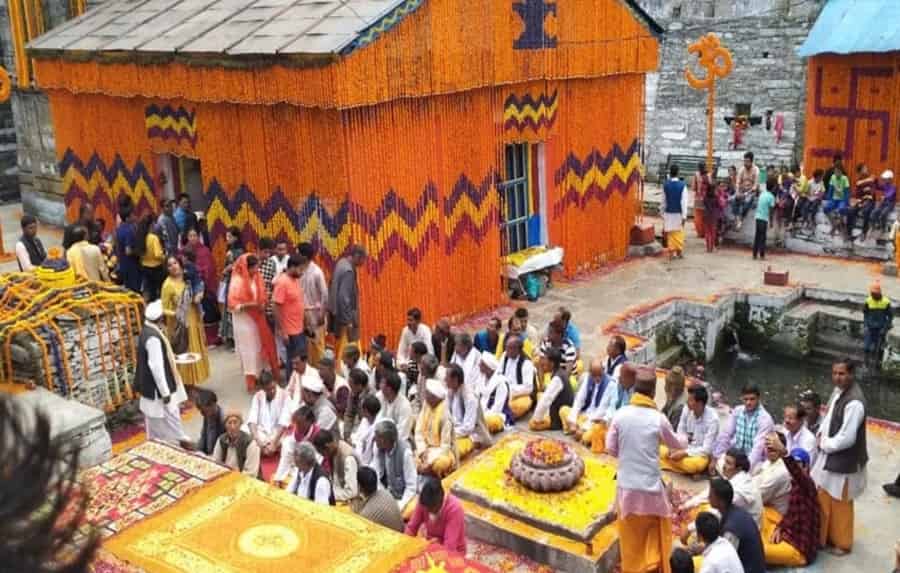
[798, 0, 900, 178]
[27, 0, 660, 339]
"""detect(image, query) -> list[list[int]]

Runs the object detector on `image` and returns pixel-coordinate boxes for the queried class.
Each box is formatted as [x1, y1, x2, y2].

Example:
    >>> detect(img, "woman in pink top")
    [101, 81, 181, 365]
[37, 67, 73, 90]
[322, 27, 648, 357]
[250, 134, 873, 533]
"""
[404, 478, 466, 553]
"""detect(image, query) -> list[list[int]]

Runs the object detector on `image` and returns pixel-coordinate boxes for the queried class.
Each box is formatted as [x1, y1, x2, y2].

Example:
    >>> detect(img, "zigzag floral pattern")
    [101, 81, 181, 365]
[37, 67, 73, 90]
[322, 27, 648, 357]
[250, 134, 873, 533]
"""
[340, 0, 425, 55]
[443, 173, 500, 254]
[553, 139, 642, 218]
[503, 91, 559, 134]
[145, 104, 198, 147]
[205, 174, 499, 275]
[60, 149, 159, 219]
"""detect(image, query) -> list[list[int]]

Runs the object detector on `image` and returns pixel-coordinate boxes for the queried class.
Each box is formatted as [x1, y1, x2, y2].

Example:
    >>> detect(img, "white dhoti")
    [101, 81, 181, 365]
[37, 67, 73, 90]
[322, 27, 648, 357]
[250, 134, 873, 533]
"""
[144, 405, 189, 443]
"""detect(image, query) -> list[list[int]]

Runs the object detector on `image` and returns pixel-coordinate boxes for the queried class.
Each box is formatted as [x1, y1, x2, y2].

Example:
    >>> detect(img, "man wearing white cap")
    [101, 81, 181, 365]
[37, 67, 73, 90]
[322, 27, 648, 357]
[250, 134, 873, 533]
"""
[136, 300, 189, 444]
[414, 378, 457, 478]
[477, 353, 509, 434]
[298, 374, 338, 433]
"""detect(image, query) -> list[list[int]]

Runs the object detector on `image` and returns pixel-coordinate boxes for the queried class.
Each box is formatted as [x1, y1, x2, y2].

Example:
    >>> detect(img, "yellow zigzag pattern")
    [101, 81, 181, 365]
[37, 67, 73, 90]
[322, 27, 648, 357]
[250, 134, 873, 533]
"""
[503, 97, 559, 123]
[62, 169, 157, 212]
[558, 154, 642, 197]
[443, 192, 498, 231]
[145, 115, 197, 137]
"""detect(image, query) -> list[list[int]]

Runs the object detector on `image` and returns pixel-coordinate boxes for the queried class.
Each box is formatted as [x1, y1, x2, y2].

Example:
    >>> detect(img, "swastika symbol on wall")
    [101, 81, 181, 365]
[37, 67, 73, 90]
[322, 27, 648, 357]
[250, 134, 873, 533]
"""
[512, 0, 557, 50]
[810, 65, 893, 161]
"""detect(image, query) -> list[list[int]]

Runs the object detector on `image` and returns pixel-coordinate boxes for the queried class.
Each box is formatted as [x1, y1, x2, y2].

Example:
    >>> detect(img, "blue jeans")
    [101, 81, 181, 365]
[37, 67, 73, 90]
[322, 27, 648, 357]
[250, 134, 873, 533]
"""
[864, 327, 885, 354]
[871, 200, 895, 230]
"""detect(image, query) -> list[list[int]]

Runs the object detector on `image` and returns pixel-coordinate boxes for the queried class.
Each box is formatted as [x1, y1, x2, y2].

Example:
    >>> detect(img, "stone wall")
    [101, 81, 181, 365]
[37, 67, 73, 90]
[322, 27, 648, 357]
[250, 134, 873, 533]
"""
[639, 0, 823, 179]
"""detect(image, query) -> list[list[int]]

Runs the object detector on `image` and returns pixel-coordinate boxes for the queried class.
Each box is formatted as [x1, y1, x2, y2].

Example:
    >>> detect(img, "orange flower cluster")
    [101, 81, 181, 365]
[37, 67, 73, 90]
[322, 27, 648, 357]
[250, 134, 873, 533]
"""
[524, 438, 569, 466]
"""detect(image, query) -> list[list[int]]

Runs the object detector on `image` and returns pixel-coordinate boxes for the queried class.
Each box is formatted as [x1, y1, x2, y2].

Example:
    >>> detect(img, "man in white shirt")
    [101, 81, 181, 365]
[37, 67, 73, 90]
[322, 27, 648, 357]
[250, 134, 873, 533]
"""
[450, 333, 481, 392]
[695, 512, 745, 573]
[378, 371, 413, 441]
[341, 345, 372, 383]
[477, 353, 509, 434]
[397, 307, 434, 366]
[297, 242, 329, 365]
[588, 363, 636, 454]
[498, 335, 535, 420]
[782, 402, 816, 466]
[752, 432, 792, 516]
[604, 335, 629, 383]
[245, 371, 290, 460]
[291, 375, 337, 433]
[136, 300, 189, 444]
[287, 441, 332, 505]
[681, 448, 763, 527]
[284, 353, 321, 405]
[15, 214, 46, 272]
[351, 395, 381, 466]
[561, 358, 610, 446]
[663, 385, 720, 475]
[445, 364, 491, 459]
[811, 359, 868, 556]
[371, 419, 417, 511]
[270, 239, 290, 275]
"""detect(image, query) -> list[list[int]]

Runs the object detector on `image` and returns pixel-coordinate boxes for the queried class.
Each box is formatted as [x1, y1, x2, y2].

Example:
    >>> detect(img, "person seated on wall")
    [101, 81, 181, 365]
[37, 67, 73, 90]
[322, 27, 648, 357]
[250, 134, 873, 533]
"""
[497, 316, 535, 360]
[397, 307, 434, 368]
[371, 418, 418, 512]
[312, 428, 360, 504]
[845, 163, 878, 242]
[561, 358, 611, 447]
[662, 366, 688, 429]
[413, 378, 457, 478]
[536, 319, 579, 390]
[586, 363, 637, 454]
[662, 385, 719, 475]
[477, 353, 512, 434]
[243, 369, 291, 481]
[529, 348, 575, 431]
[212, 411, 261, 478]
[498, 335, 536, 420]
[354, 466, 405, 533]
[450, 333, 482, 393]
[272, 405, 321, 486]
[710, 384, 774, 476]
[871, 169, 897, 232]
[760, 438, 820, 568]
[445, 364, 492, 459]
[752, 432, 792, 520]
[822, 162, 851, 235]
[473, 316, 503, 356]
[286, 441, 333, 505]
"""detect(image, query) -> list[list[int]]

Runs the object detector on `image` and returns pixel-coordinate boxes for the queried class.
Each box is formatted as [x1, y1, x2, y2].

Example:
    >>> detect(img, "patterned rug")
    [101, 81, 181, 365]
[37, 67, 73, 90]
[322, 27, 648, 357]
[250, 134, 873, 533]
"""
[103, 472, 427, 573]
[395, 543, 497, 573]
[78, 441, 229, 544]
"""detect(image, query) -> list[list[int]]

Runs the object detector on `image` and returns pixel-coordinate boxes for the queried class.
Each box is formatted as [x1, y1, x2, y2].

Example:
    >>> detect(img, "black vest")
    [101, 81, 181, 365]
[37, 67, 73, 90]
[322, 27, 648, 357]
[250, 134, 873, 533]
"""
[18, 234, 46, 271]
[824, 383, 868, 474]
[548, 371, 575, 430]
[217, 431, 259, 477]
[292, 464, 336, 505]
[135, 323, 177, 400]
[378, 440, 410, 501]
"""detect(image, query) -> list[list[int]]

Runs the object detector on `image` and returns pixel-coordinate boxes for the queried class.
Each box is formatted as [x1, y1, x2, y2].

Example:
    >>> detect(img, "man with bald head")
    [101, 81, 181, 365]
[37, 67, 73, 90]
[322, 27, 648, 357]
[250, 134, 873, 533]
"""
[561, 358, 611, 447]
[606, 365, 687, 573]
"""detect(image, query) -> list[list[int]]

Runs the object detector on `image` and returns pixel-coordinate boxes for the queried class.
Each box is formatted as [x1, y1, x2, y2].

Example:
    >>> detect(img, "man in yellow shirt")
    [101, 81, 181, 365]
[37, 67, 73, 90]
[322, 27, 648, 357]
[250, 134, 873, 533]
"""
[66, 226, 109, 282]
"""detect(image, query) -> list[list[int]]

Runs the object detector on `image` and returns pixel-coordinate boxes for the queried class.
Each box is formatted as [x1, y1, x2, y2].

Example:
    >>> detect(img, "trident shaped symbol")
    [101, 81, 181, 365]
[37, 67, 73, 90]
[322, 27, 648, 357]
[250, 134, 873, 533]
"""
[685, 33, 733, 171]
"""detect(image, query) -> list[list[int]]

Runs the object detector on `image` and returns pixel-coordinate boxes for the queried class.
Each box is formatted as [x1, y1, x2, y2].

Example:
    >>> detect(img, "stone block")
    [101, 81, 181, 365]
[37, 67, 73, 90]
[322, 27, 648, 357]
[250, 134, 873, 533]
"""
[882, 262, 897, 277]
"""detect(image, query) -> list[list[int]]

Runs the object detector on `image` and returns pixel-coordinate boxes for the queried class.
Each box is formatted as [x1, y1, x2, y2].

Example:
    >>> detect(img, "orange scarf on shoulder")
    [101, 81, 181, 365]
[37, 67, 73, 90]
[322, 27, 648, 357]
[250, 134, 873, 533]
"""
[228, 253, 280, 381]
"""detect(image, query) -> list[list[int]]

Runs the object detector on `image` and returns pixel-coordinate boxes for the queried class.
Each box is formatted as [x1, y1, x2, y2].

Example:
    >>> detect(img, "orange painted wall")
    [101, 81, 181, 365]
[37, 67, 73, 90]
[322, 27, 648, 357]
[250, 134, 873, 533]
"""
[33, 0, 657, 109]
[803, 53, 900, 181]
[47, 71, 643, 343]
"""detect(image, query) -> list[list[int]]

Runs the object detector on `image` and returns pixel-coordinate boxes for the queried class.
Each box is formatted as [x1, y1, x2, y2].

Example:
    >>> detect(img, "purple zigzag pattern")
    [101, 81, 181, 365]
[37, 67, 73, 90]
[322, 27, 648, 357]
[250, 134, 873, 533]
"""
[443, 172, 500, 254]
[503, 91, 558, 133]
[146, 126, 199, 147]
[552, 140, 641, 218]
[60, 149, 158, 218]
[145, 104, 198, 147]
[206, 180, 351, 268]
[810, 65, 893, 161]
[352, 186, 441, 273]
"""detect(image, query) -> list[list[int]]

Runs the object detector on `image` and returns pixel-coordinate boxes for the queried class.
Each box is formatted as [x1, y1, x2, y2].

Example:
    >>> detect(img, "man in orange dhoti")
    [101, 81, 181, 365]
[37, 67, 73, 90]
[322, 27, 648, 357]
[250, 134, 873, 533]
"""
[606, 366, 687, 573]
[811, 359, 868, 556]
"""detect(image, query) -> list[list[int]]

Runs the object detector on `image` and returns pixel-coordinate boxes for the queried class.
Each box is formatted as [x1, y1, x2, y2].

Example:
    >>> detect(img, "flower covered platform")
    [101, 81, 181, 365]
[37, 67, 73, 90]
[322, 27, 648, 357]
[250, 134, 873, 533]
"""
[81, 441, 490, 573]
[445, 432, 621, 573]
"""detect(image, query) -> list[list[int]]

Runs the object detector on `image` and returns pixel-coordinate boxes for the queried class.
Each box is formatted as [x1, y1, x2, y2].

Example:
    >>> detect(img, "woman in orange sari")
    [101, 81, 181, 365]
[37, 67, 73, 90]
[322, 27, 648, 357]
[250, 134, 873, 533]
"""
[227, 253, 280, 392]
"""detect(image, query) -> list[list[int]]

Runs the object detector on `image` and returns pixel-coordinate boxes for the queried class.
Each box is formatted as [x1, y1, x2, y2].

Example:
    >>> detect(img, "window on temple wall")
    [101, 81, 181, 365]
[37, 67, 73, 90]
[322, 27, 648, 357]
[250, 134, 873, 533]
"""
[671, 5, 681, 18]
[154, 154, 207, 211]
[500, 143, 531, 255]
[735, 103, 752, 118]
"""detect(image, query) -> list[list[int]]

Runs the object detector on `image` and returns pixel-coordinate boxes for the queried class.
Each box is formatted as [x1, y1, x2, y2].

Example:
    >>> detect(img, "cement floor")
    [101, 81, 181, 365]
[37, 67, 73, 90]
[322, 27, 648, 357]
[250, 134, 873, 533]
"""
[4, 202, 897, 572]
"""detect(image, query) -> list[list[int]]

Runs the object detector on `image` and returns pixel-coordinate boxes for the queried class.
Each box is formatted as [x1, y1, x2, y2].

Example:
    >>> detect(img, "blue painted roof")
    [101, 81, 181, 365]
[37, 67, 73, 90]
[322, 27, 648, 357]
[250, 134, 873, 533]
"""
[798, 0, 900, 57]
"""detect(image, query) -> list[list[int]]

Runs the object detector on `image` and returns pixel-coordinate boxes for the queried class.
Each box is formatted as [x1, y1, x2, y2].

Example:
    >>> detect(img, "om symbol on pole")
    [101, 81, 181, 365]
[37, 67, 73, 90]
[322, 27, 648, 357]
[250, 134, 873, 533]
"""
[685, 33, 733, 172]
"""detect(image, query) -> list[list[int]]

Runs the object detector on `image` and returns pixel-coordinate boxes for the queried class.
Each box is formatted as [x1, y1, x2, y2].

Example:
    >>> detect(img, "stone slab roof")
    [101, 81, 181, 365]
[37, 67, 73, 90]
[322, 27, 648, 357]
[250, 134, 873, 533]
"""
[27, 0, 406, 58]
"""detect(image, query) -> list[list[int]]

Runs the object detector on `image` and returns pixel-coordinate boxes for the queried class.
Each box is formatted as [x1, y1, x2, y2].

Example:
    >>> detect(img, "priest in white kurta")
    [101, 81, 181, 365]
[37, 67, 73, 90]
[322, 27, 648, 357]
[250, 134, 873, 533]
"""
[477, 353, 509, 434]
[450, 333, 482, 392]
[245, 371, 291, 456]
[138, 300, 189, 444]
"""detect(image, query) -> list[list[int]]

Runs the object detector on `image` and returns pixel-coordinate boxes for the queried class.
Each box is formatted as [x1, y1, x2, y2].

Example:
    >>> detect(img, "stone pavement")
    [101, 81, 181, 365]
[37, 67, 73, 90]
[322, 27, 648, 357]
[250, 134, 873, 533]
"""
[3, 201, 895, 572]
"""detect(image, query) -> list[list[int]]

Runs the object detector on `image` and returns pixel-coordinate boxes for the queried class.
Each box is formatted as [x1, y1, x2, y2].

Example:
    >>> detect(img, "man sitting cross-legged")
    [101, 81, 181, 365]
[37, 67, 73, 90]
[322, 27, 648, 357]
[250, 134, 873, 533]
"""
[477, 352, 511, 434]
[244, 369, 290, 480]
[561, 358, 612, 447]
[414, 378, 457, 478]
[371, 418, 417, 512]
[528, 347, 575, 431]
[445, 364, 492, 458]
[498, 335, 536, 420]
[662, 385, 719, 475]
